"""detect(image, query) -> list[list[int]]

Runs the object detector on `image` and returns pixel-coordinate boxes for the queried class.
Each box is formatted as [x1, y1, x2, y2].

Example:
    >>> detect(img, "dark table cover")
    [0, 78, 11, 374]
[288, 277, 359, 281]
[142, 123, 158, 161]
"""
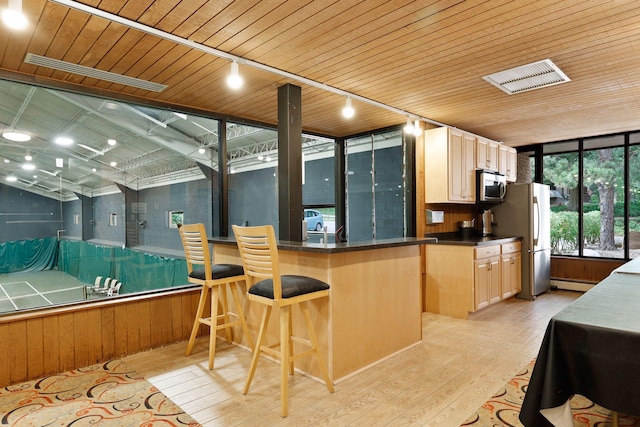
[520, 272, 640, 426]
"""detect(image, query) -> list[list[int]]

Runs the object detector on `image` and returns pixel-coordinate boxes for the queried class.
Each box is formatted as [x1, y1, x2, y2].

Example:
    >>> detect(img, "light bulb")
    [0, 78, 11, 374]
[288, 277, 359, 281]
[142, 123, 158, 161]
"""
[342, 97, 355, 119]
[1, 2, 28, 31]
[227, 61, 243, 89]
[403, 118, 414, 134]
[107, 138, 116, 146]
[413, 120, 422, 137]
[198, 147, 206, 154]
[25, 154, 32, 161]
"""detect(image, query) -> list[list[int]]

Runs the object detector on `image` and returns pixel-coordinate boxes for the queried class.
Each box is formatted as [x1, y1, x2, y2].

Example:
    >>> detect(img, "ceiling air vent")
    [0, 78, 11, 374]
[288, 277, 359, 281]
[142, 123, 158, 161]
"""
[482, 59, 570, 95]
[24, 53, 167, 92]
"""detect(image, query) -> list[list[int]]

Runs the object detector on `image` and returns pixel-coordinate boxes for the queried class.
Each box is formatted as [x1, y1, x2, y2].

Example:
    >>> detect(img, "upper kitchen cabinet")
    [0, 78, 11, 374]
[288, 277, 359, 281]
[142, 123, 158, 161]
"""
[476, 136, 499, 172]
[424, 127, 476, 203]
[499, 144, 518, 182]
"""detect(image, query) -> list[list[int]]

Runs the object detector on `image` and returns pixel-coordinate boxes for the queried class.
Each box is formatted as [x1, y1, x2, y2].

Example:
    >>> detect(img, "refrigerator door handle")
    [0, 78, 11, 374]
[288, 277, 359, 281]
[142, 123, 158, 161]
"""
[533, 195, 540, 247]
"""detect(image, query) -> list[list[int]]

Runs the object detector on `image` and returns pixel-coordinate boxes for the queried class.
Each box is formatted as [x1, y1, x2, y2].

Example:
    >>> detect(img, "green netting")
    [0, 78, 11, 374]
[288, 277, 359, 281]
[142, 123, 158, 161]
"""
[0, 239, 189, 296]
[0, 237, 58, 273]
[56, 240, 188, 293]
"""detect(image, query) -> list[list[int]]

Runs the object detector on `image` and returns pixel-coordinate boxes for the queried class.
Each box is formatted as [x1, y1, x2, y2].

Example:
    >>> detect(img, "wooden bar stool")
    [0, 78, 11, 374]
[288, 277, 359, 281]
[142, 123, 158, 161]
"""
[179, 223, 254, 369]
[232, 224, 334, 417]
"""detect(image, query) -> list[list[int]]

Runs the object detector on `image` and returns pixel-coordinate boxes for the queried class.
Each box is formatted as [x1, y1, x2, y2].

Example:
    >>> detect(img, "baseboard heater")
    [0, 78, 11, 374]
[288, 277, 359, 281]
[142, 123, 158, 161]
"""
[551, 279, 595, 293]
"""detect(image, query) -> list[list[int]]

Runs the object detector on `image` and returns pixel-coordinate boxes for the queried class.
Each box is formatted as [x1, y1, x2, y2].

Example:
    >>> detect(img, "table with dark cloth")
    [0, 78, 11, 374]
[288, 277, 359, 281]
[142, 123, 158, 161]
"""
[519, 271, 640, 426]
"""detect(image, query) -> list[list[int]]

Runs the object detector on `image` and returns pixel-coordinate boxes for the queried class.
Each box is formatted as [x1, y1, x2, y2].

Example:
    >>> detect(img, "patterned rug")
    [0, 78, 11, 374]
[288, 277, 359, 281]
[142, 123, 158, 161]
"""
[0, 360, 200, 426]
[461, 359, 640, 426]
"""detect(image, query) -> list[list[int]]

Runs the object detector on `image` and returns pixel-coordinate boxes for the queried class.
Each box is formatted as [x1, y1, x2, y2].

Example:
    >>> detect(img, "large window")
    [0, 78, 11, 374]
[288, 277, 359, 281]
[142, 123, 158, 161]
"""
[542, 134, 640, 259]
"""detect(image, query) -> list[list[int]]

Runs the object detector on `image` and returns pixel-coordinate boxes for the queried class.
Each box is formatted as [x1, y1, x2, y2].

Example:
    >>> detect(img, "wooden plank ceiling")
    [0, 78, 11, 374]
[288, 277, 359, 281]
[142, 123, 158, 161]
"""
[1, 0, 640, 146]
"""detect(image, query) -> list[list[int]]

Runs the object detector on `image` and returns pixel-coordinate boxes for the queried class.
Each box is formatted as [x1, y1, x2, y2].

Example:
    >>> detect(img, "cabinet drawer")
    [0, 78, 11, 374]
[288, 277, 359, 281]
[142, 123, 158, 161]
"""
[474, 245, 500, 259]
[502, 241, 521, 254]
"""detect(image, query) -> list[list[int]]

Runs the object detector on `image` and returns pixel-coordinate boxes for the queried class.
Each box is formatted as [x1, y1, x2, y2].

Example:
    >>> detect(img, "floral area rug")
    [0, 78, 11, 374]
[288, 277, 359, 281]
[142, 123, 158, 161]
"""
[461, 359, 640, 426]
[0, 360, 200, 426]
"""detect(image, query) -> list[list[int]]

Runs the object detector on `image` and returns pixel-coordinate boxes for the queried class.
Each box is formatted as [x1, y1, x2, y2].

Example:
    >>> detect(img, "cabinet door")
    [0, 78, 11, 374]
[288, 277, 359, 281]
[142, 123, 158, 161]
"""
[506, 147, 517, 182]
[489, 256, 501, 304]
[501, 252, 522, 298]
[498, 144, 509, 176]
[451, 130, 476, 202]
[474, 259, 491, 310]
[448, 129, 467, 202]
[463, 133, 476, 201]
[487, 141, 499, 172]
[477, 138, 488, 170]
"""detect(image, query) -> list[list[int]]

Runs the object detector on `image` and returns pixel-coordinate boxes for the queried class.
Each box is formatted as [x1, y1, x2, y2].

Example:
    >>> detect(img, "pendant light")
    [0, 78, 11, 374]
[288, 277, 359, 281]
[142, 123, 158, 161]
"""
[413, 119, 422, 137]
[403, 117, 414, 134]
[1, 0, 28, 30]
[227, 61, 243, 90]
[342, 97, 355, 118]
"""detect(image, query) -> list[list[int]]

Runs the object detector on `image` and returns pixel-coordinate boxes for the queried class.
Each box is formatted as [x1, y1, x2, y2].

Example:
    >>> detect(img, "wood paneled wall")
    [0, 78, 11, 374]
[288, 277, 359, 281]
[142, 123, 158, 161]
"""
[0, 287, 202, 388]
[551, 256, 625, 284]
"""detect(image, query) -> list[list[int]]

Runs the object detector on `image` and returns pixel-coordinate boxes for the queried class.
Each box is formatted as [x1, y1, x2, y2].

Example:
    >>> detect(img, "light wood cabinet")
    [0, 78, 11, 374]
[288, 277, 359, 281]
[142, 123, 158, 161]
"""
[425, 240, 522, 319]
[424, 127, 476, 203]
[501, 241, 522, 298]
[473, 245, 501, 310]
[476, 137, 499, 172]
[499, 144, 518, 182]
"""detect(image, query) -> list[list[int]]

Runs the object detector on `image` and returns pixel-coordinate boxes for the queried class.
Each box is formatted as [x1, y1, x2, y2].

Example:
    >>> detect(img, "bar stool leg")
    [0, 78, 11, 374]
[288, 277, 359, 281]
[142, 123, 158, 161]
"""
[219, 284, 233, 344]
[228, 281, 255, 351]
[301, 301, 334, 392]
[244, 306, 271, 395]
[280, 306, 291, 417]
[186, 285, 209, 356]
[208, 286, 221, 369]
[612, 411, 619, 427]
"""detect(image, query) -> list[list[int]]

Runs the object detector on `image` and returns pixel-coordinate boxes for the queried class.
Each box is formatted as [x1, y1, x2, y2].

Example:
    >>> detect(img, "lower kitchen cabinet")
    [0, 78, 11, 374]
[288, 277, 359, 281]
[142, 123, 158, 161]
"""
[501, 241, 522, 298]
[425, 240, 522, 319]
[473, 245, 501, 310]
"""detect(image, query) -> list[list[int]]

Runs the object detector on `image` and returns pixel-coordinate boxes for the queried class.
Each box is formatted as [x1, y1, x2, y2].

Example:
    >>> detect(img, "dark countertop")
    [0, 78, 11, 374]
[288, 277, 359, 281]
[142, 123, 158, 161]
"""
[424, 232, 521, 246]
[209, 236, 436, 254]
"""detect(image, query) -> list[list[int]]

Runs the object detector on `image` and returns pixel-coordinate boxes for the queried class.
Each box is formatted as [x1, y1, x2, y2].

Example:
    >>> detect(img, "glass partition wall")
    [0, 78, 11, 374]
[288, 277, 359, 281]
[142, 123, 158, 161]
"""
[0, 77, 339, 313]
[345, 129, 407, 242]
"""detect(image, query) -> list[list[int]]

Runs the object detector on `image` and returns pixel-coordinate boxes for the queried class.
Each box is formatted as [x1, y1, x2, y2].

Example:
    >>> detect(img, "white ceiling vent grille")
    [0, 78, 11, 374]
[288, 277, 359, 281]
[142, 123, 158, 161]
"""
[24, 53, 168, 92]
[482, 59, 570, 95]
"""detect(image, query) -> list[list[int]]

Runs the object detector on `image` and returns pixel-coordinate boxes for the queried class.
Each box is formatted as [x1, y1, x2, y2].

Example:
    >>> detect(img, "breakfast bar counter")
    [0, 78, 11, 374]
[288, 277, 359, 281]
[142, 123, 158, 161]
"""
[209, 236, 432, 382]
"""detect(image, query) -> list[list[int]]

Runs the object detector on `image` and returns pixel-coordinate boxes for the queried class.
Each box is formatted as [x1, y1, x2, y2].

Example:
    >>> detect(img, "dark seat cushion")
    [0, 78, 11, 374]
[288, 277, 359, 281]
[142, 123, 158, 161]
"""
[248, 275, 330, 299]
[189, 263, 244, 280]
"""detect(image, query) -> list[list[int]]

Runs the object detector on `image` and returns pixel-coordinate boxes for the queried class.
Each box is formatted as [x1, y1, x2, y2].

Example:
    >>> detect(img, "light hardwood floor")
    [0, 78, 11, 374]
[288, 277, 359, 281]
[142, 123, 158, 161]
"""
[123, 289, 580, 426]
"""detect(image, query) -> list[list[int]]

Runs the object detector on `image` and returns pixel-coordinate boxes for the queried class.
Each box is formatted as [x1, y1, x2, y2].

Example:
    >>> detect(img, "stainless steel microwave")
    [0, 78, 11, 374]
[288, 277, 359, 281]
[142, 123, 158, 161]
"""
[477, 170, 506, 202]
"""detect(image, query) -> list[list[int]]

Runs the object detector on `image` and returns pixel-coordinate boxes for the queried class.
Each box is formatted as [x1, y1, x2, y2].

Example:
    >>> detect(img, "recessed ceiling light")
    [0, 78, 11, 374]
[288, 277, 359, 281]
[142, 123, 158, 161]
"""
[3, 159, 9, 163]
[92, 168, 96, 172]
[110, 161, 117, 167]
[6, 176, 17, 182]
[107, 138, 116, 146]
[22, 163, 35, 171]
[198, 147, 206, 154]
[55, 136, 74, 146]
[2, 130, 31, 142]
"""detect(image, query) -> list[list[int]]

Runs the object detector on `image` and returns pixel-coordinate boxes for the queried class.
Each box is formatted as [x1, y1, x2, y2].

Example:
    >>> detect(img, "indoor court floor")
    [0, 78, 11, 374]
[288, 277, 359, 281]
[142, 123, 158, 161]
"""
[0, 270, 92, 314]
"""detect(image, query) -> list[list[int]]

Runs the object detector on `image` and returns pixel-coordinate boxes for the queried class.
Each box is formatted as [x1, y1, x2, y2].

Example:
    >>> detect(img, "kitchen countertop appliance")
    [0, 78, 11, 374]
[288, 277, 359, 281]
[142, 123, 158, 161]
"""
[491, 182, 551, 300]
[478, 209, 493, 236]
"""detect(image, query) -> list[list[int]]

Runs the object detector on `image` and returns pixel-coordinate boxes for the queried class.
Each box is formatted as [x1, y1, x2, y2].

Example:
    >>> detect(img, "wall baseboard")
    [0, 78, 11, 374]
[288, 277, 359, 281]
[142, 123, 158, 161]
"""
[551, 279, 594, 293]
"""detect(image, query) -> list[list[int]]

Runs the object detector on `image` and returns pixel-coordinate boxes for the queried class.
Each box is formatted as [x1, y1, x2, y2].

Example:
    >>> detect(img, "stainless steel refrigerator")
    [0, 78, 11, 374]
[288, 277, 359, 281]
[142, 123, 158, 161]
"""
[491, 182, 551, 300]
